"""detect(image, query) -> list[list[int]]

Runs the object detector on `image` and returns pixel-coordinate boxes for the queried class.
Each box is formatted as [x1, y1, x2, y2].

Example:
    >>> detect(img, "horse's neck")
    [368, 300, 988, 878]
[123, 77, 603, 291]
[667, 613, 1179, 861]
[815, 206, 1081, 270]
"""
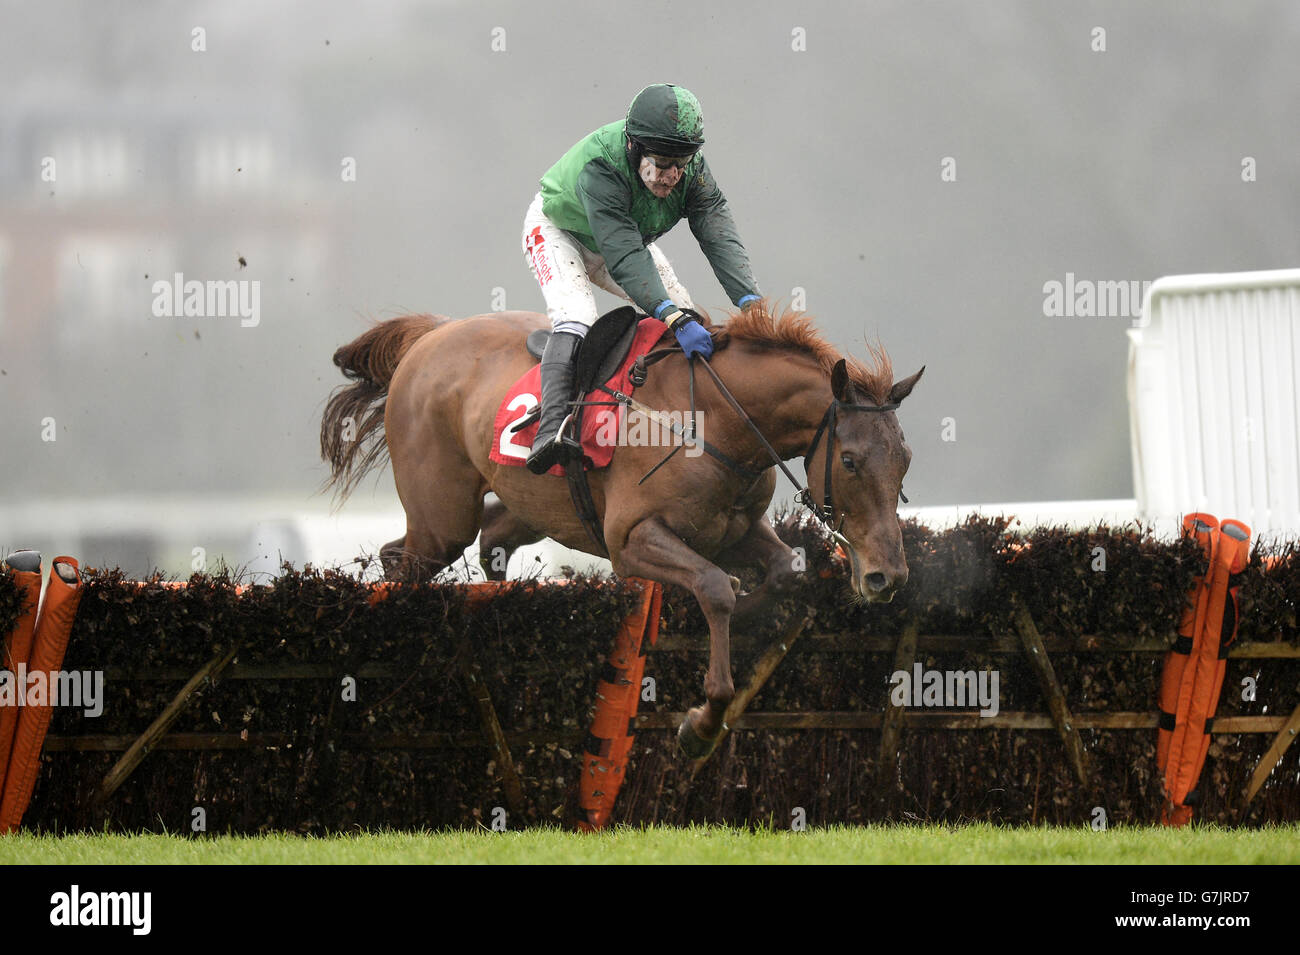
[718, 348, 831, 464]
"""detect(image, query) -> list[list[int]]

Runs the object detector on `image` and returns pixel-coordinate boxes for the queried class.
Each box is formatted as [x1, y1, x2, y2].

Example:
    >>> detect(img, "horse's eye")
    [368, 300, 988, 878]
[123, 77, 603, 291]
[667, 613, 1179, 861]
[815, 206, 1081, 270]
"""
[840, 453, 856, 473]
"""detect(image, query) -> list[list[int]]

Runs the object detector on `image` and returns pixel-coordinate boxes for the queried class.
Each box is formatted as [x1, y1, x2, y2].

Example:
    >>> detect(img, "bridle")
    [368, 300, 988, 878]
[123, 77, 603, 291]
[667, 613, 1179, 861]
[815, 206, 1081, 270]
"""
[628, 347, 906, 549]
[797, 395, 905, 544]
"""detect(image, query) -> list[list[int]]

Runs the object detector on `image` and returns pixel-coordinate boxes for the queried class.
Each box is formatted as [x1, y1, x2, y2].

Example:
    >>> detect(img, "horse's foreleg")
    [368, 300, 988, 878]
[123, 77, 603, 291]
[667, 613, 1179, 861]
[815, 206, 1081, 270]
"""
[613, 518, 736, 758]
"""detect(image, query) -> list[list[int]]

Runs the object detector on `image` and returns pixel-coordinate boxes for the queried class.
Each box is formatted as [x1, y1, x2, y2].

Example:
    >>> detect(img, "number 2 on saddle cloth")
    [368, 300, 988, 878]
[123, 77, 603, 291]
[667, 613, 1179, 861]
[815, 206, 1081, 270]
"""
[490, 308, 671, 475]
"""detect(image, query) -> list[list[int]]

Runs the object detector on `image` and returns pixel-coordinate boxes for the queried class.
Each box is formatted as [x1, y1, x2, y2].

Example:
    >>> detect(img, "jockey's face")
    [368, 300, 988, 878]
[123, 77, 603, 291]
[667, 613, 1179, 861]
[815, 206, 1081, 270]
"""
[639, 153, 687, 198]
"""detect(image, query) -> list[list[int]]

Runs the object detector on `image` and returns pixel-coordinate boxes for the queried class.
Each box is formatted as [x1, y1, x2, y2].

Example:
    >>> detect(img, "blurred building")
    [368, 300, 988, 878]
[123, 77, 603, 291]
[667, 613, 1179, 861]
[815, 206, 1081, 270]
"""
[0, 92, 336, 361]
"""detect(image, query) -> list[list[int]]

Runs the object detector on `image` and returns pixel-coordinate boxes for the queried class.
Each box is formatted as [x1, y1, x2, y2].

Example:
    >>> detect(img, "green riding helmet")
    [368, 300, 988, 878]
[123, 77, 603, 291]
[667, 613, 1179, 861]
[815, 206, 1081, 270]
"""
[625, 84, 705, 157]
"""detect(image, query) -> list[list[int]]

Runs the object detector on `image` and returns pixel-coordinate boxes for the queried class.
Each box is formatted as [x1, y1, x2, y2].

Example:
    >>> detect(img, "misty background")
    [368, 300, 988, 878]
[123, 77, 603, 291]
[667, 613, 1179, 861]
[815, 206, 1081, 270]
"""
[1, 0, 1297, 576]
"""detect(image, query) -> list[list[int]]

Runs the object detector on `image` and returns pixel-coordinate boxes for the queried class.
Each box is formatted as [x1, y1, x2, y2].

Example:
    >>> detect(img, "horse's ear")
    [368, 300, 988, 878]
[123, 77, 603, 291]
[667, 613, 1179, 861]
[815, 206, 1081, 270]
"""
[888, 366, 925, 404]
[831, 359, 852, 402]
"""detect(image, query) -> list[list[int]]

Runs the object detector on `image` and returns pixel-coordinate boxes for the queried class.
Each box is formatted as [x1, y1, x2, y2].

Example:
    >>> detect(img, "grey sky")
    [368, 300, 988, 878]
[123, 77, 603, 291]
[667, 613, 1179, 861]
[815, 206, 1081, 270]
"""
[2, 0, 1296, 515]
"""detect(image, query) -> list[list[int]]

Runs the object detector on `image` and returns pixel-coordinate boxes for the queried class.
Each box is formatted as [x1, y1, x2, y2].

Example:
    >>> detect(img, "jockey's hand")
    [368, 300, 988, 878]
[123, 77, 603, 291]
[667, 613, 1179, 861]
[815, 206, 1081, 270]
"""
[664, 308, 713, 359]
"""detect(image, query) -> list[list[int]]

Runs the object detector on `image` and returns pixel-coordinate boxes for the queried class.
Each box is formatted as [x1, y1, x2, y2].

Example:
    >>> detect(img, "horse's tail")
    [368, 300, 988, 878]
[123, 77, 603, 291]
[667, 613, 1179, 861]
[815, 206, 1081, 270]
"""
[319, 313, 451, 506]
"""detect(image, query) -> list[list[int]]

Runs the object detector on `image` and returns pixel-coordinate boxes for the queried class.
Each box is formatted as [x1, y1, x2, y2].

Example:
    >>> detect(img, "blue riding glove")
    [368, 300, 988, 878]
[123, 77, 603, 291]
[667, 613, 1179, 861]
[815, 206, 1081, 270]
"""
[664, 308, 714, 359]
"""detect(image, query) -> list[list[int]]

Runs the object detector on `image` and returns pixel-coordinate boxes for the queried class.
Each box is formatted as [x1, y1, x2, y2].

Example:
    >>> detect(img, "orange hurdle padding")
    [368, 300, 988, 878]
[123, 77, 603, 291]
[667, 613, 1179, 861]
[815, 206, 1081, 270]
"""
[1156, 515, 1215, 794]
[0, 552, 44, 796]
[1191, 521, 1251, 792]
[0, 557, 84, 834]
[1157, 516, 1251, 826]
[579, 579, 662, 832]
[1167, 519, 1249, 821]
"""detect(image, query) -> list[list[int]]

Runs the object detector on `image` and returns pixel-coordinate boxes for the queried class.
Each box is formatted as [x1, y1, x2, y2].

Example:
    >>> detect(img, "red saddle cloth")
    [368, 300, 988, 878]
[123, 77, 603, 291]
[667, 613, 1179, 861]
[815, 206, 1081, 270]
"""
[490, 318, 669, 476]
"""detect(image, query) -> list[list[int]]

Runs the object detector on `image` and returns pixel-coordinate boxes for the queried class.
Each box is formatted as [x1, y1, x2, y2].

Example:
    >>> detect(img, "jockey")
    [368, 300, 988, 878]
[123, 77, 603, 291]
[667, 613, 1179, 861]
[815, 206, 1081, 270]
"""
[522, 83, 762, 474]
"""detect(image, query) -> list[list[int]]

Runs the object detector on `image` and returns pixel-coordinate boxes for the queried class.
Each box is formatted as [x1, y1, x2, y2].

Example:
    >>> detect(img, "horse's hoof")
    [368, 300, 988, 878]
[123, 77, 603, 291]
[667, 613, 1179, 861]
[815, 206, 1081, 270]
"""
[677, 714, 719, 759]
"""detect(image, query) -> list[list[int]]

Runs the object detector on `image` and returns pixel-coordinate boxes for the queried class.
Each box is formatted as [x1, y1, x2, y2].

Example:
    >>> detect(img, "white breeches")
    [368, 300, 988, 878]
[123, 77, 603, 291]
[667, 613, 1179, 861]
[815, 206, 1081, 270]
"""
[522, 192, 694, 337]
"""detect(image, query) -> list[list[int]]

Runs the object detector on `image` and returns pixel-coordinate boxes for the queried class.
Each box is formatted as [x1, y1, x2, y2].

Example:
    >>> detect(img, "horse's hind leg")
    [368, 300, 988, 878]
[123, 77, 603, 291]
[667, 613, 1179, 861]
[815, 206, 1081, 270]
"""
[388, 446, 489, 582]
[717, 516, 801, 623]
[395, 497, 487, 581]
[478, 497, 544, 581]
[381, 535, 406, 578]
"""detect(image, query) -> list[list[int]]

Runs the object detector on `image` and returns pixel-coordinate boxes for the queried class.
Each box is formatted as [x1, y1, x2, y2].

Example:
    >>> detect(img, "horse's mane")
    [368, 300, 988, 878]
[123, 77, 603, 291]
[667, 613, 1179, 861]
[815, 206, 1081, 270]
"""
[709, 300, 893, 404]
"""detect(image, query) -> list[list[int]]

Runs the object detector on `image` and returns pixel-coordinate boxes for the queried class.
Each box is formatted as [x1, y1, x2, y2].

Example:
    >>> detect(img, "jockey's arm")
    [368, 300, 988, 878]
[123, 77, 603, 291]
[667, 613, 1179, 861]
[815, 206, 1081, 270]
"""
[576, 160, 676, 318]
[685, 157, 761, 310]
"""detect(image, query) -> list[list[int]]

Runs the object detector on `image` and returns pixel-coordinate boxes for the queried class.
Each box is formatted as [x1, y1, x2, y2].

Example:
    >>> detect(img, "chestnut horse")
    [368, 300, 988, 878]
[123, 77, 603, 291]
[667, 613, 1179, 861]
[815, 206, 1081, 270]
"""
[320, 302, 923, 757]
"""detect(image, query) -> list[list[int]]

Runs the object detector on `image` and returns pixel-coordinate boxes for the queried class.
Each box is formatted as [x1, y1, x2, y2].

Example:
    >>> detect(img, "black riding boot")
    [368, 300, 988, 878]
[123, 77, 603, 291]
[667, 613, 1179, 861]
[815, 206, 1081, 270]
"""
[526, 330, 583, 475]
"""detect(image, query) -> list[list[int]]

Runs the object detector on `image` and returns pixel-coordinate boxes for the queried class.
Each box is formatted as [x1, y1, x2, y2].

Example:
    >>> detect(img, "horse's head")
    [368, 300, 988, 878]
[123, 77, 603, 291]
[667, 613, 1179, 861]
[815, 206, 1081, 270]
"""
[807, 357, 924, 603]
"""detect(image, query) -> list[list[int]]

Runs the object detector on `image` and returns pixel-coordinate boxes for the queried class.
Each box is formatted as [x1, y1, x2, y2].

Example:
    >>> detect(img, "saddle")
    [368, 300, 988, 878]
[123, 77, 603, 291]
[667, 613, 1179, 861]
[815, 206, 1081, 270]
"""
[517, 306, 642, 432]
[494, 307, 670, 556]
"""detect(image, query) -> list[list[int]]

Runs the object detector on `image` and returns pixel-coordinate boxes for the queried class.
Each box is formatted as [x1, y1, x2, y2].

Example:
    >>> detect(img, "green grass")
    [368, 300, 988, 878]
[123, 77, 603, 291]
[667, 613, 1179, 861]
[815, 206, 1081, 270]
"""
[3, 823, 1299, 864]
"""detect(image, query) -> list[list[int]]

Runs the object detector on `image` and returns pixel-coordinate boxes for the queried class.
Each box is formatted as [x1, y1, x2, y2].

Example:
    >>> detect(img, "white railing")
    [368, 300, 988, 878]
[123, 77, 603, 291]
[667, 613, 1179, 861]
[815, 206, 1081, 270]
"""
[1128, 269, 1300, 542]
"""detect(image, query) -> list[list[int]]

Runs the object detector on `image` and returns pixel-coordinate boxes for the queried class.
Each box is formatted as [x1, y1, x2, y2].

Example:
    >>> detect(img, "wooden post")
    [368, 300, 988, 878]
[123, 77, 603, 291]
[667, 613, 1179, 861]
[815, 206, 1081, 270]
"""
[877, 620, 920, 790]
[1011, 597, 1090, 786]
[457, 650, 526, 817]
[1242, 701, 1300, 808]
[689, 611, 812, 773]
[93, 641, 241, 809]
